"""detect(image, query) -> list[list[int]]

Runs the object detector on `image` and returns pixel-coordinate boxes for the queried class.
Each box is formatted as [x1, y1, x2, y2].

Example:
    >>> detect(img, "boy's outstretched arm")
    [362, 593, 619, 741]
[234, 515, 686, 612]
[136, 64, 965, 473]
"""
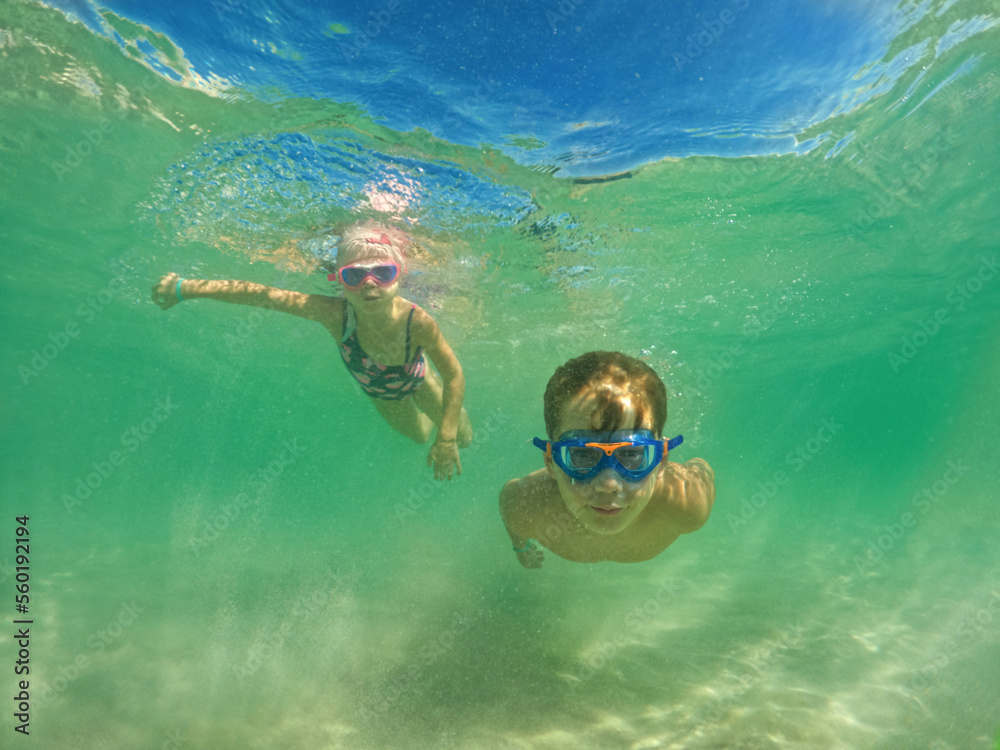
[499, 479, 545, 569]
[151, 273, 338, 326]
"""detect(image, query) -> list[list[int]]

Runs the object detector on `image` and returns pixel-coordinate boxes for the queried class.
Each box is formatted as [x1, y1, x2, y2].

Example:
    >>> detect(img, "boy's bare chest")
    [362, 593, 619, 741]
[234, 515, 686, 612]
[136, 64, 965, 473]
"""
[530, 491, 678, 563]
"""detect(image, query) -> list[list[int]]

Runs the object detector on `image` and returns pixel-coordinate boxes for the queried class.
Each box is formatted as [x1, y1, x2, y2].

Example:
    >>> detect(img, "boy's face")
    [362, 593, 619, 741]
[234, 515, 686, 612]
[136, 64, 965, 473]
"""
[544, 383, 665, 536]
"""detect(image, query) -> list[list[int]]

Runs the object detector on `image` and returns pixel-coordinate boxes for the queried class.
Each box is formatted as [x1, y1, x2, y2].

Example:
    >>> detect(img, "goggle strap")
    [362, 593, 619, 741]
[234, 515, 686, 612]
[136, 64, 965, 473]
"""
[666, 435, 683, 451]
[532, 437, 552, 459]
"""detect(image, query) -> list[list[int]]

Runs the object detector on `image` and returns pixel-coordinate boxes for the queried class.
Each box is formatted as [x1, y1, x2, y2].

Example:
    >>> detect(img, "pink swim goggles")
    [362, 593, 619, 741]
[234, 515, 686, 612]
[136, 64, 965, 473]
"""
[329, 262, 401, 289]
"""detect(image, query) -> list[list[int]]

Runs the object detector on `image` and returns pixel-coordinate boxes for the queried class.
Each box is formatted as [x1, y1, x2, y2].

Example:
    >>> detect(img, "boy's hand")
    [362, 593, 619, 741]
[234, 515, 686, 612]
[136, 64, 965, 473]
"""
[515, 544, 544, 569]
[152, 273, 183, 310]
[428, 438, 461, 481]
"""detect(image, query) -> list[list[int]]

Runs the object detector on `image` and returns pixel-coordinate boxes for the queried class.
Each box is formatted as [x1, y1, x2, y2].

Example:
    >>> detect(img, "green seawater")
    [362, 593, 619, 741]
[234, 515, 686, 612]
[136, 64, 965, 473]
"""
[1, 2, 999, 748]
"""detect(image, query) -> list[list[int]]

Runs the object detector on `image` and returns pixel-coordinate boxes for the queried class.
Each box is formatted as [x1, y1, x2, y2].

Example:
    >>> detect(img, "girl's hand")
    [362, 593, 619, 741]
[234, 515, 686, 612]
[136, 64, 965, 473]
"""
[151, 273, 183, 310]
[427, 438, 461, 481]
[515, 543, 544, 569]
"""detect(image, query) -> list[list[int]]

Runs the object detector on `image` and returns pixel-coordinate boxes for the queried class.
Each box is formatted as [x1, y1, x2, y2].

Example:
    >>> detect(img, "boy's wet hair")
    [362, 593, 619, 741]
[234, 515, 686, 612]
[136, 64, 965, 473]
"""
[335, 221, 411, 269]
[544, 351, 667, 439]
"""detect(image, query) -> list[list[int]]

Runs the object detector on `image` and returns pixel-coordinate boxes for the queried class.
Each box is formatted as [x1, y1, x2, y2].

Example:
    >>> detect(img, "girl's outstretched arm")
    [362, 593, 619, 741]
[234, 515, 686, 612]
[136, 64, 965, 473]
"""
[412, 309, 467, 479]
[151, 272, 340, 328]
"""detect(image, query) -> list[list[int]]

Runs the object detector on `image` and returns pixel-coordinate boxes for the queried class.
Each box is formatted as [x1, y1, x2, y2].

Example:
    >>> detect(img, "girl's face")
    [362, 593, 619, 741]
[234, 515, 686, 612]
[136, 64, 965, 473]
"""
[336, 252, 402, 304]
[544, 384, 664, 535]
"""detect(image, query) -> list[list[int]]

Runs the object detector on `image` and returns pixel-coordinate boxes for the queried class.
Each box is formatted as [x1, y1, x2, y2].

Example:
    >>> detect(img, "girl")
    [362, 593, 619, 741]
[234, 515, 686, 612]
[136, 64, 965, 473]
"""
[151, 222, 473, 480]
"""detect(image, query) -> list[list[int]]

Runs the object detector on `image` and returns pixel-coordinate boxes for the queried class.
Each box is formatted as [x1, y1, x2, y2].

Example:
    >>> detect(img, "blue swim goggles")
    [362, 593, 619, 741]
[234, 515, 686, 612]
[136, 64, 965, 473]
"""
[533, 430, 683, 482]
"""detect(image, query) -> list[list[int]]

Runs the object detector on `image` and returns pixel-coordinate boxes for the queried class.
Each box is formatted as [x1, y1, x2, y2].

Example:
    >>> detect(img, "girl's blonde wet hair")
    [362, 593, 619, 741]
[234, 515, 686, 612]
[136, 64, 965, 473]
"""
[335, 221, 412, 270]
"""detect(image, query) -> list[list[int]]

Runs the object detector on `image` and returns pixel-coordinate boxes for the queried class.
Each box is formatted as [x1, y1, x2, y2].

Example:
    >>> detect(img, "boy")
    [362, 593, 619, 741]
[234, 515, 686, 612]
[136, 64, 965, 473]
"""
[499, 351, 714, 568]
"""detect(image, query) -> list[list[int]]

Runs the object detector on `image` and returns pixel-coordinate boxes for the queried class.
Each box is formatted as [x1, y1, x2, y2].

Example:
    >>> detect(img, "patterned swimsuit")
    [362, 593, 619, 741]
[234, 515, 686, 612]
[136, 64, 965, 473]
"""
[338, 303, 427, 400]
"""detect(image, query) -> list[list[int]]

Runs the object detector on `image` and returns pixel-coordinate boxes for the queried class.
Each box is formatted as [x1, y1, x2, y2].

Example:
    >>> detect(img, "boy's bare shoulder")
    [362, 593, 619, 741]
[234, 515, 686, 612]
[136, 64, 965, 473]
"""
[669, 457, 714, 485]
[500, 470, 553, 521]
[658, 458, 716, 532]
[500, 469, 548, 504]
